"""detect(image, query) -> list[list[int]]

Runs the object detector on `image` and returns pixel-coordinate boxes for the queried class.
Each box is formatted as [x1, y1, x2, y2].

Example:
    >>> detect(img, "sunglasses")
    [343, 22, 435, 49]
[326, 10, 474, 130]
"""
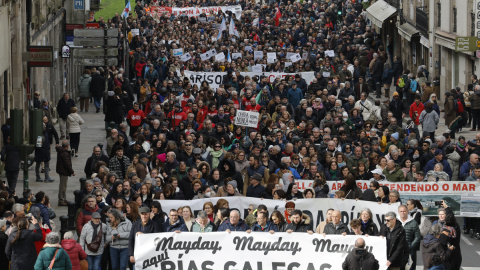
[215, 145, 221, 148]
[385, 219, 392, 222]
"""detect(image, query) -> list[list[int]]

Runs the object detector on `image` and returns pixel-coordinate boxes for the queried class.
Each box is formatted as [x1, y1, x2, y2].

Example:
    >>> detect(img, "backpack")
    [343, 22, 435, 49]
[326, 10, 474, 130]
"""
[410, 80, 418, 93]
[397, 76, 405, 88]
[453, 99, 458, 113]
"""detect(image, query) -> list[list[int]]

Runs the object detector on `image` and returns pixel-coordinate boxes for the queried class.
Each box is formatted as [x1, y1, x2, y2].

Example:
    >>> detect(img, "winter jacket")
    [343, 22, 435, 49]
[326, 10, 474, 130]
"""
[1, 144, 20, 171]
[90, 73, 105, 98]
[379, 221, 408, 268]
[79, 221, 107, 256]
[444, 96, 456, 126]
[34, 132, 51, 163]
[128, 219, 162, 256]
[400, 216, 422, 251]
[446, 151, 461, 181]
[76, 204, 101, 234]
[34, 244, 72, 270]
[104, 95, 125, 125]
[191, 221, 214, 232]
[108, 156, 131, 180]
[409, 102, 425, 125]
[360, 219, 379, 236]
[67, 113, 84, 134]
[61, 239, 87, 270]
[84, 153, 110, 179]
[56, 146, 74, 176]
[0, 231, 8, 270]
[419, 109, 439, 133]
[324, 222, 350, 235]
[425, 171, 450, 182]
[285, 219, 313, 233]
[460, 160, 475, 180]
[424, 158, 453, 180]
[251, 221, 278, 232]
[219, 159, 244, 191]
[421, 234, 451, 270]
[32, 203, 51, 230]
[342, 248, 379, 270]
[106, 219, 132, 249]
[5, 224, 43, 270]
[77, 74, 92, 98]
[56, 98, 76, 119]
[163, 219, 188, 232]
[287, 88, 303, 108]
[217, 219, 249, 232]
[383, 164, 405, 182]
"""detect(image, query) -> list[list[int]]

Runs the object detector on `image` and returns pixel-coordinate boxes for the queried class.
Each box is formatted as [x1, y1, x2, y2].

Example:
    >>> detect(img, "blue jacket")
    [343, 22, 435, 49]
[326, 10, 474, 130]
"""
[251, 221, 278, 232]
[32, 203, 51, 230]
[287, 88, 303, 108]
[163, 219, 188, 232]
[275, 167, 301, 179]
[424, 158, 453, 180]
[459, 161, 474, 180]
[246, 184, 266, 198]
[217, 219, 249, 232]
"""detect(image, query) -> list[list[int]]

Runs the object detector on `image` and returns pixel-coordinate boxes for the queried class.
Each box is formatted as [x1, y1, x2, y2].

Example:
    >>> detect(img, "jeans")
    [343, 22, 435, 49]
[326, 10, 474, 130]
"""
[35, 160, 50, 180]
[87, 255, 102, 270]
[472, 109, 480, 129]
[80, 97, 90, 112]
[94, 97, 102, 109]
[110, 247, 129, 270]
[69, 132, 81, 152]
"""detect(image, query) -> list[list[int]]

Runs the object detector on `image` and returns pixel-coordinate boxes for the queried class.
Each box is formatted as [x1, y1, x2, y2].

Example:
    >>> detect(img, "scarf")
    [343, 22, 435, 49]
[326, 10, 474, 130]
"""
[312, 102, 324, 109]
[329, 169, 337, 179]
[90, 154, 102, 171]
[91, 222, 100, 242]
[210, 149, 223, 169]
[457, 142, 465, 152]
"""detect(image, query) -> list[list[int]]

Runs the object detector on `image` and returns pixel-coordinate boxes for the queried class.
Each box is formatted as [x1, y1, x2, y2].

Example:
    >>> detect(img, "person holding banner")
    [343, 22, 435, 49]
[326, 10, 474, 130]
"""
[128, 206, 162, 265]
[379, 212, 408, 270]
[323, 210, 350, 235]
[217, 209, 248, 232]
[286, 210, 313, 233]
[250, 212, 278, 233]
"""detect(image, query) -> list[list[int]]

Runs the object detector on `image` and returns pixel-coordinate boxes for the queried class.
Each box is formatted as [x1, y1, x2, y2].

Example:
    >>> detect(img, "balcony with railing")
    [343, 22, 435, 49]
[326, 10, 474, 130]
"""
[384, 0, 400, 9]
[416, 7, 429, 36]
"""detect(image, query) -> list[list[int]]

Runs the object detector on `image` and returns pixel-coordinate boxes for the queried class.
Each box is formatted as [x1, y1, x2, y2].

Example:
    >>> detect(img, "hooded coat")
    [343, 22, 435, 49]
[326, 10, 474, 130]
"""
[419, 107, 439, 133]
[77, 74, 92, 98]
[421, 234, 451, 270]
[446, 151, 461, 181]
[34, 244, 72, 270]
[218, 159, 244, 190]
[5, 224, 43, 270]
[61, 239, 87, 270]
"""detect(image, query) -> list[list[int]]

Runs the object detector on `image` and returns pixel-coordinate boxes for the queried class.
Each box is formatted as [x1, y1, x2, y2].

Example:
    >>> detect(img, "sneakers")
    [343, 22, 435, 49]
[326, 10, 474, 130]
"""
[45, 178, 55, 182]
[36, 178, 43, 182]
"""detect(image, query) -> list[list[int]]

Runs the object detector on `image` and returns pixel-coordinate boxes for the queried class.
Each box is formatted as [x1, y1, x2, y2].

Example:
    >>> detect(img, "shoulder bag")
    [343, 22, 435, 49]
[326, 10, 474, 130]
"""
[87, 223, 103, 253]
[48, 248, 60, 270]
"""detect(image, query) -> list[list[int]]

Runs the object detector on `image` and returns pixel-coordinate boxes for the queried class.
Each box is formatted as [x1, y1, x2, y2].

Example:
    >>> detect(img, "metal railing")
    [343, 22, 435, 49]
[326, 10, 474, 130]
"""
[416, 7, 429, 36]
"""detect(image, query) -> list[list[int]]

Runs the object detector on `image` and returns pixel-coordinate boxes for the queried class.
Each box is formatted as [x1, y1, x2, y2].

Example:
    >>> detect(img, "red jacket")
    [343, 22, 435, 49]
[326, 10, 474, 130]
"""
[127, 109, 145, 127]
[167, 110, 187, 128]
[76, 204, 100, 234]
[34, 227, 52, 254]
[409, 101, 425, 125]
[61, 239, 87, 270]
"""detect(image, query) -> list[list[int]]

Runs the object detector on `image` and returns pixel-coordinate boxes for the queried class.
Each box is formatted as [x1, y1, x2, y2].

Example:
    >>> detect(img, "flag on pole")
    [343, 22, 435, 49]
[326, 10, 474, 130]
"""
[217, 17, 227, 40]
[274, 7, 281, 27]
[227, 50, 232, 63]
[229, 18, 239, 37]
[122, 1, 131, 18]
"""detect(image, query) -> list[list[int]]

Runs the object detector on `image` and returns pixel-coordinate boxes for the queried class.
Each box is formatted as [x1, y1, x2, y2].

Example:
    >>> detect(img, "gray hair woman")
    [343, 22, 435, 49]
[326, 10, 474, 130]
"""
[35, 232, 72, 269]
[106, 208, 132, 270]
[61, 231, 87, 270]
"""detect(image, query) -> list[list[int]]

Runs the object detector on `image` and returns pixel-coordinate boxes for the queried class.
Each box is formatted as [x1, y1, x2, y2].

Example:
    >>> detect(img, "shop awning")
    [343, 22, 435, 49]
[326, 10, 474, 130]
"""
[420, 35, 430, 48]
[366, 0, 397, 28]
[398, 23, 419, 41]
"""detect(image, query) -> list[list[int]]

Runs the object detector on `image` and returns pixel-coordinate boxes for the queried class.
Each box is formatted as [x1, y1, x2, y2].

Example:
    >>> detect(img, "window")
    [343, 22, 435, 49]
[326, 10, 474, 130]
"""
[437, 3, 441, 27]
[453, 7, 457, 33]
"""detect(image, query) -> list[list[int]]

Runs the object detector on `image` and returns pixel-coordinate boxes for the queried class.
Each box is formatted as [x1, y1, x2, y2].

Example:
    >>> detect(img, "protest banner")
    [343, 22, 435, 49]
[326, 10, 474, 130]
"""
[157, 197, 398, 229]
[295, 179, 480, 217]
[131, 29, 139, 36]
[172, 48, 183, 56]
[135, 232, 388, 270]
[180, 52, 191, 62]
[150, 5, 242, 19]
[215, 52, 225, 62]
[254, 51, 264, 60]
[232, 52, 242, 59]
[184, 71, 315, 89]
[291, 53, 301, 63]
[235, 110, 259, 127]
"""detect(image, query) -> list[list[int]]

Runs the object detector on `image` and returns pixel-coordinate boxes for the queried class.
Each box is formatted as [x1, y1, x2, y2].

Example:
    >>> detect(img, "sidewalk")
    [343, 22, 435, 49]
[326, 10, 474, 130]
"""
[12, 108, 107, 221]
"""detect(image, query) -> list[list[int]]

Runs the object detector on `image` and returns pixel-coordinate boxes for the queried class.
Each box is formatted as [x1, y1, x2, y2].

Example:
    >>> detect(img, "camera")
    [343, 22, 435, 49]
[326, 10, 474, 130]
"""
[434, 201, 443, 206]
[355, 249, 366, 256]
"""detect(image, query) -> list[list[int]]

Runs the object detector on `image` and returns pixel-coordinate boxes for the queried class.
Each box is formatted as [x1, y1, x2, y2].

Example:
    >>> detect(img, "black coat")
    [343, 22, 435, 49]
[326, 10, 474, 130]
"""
[84, 153, 110, 178]
[128, 219, 162, 256]
[0, 231, 8, 270]
[1, 144, 20, 172]
[285, 220, 312, 233]
[5, 224, 43, 270]
[379, 220, 409, 268]
[34, 131, 51, 162]
[104, 95, 125, 125]
[342, 248, 379, 270]
[324, 222, 350, 235]
[360, 219, 379, 236]
[56, 98, 76, 119]
[90, 74, 106, 97]
[219, 159, 244, 191]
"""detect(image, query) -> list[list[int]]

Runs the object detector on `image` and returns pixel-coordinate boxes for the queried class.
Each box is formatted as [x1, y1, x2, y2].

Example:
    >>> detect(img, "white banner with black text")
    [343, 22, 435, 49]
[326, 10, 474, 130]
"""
[135, 232, 388, 270]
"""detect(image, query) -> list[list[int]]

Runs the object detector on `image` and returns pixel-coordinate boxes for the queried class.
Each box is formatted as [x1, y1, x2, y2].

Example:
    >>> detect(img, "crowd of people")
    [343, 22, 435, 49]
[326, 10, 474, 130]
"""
[0, 0, 478, 269]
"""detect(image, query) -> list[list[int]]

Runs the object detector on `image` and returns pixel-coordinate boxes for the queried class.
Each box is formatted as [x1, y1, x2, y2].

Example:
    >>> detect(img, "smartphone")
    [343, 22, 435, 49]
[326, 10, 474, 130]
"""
[434, 201, 443, 206]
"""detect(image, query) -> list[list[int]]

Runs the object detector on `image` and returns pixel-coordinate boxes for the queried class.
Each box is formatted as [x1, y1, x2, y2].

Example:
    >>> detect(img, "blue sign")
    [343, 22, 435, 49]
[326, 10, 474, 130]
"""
[74, 0, 84, 10]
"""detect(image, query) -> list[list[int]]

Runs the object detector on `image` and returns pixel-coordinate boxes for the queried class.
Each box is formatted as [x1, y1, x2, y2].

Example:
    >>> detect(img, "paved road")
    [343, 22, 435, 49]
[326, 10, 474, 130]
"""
[9, 99, 480, 269]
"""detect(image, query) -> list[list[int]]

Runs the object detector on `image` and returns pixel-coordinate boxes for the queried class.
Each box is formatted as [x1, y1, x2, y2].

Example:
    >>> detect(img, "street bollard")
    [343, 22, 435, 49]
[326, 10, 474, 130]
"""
[67, 201, 76, 231]
[79, 177, 87, 190]
[59, 215, 69, 240]
[74, 190, 82, 212]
